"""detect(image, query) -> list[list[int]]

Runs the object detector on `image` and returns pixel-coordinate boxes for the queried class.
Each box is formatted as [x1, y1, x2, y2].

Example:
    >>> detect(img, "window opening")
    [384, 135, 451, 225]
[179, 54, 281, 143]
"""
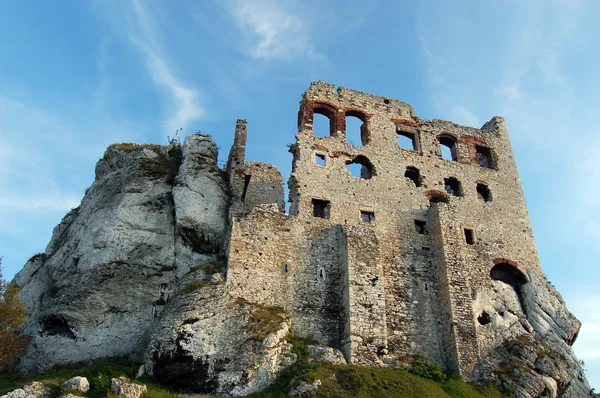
[414, 220, 427, 235]
[490, 262, 528, 308]
[398, 131, 417, 151]
[477, 183, 492, 202]
[241, 174, 251, 202]
[345, 115, 364, 146]
[476, 146, 494, 169]
[404, 166, 421, 187]
[427, 191, 449, 204]
[477, 311, 491, 325]
[439, 135, 458, 161]
[346, 155, 376, 179]
[444, 177, 463, 197]
[313, 112, 332, 138]
[464, 228, 474, 245]
[318, 268, 325, 279]
[315, 153, 326, 166]
[361, 210, 375, 223]
[312, 198, 330, 219]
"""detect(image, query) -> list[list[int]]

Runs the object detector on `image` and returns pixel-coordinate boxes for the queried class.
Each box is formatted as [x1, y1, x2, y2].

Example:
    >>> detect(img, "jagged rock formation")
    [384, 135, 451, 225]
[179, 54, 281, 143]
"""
[15, 135, 228, 373]
[13, 83, 597, 397]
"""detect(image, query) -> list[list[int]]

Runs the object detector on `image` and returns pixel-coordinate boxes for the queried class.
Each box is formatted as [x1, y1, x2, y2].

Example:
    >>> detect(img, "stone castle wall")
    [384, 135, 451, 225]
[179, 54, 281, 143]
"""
[224, 82, 544, 377]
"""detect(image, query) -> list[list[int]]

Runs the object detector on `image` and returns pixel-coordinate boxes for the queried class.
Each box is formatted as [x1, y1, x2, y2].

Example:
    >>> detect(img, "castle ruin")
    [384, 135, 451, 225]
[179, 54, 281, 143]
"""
[224, 81, 552, 378]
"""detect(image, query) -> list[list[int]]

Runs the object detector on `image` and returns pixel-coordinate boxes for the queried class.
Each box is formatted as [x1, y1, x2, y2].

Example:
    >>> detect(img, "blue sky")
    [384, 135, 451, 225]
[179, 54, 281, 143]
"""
[0, 0, 598, 388]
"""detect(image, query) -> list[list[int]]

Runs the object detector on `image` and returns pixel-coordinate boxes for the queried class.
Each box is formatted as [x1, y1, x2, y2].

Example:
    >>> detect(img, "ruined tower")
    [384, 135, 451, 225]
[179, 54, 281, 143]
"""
[225, 82, 556, 377]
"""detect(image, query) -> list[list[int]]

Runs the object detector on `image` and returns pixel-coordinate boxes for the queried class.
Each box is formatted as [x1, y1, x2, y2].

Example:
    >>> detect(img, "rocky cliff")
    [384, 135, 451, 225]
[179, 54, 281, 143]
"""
[13, 133, 596, 397]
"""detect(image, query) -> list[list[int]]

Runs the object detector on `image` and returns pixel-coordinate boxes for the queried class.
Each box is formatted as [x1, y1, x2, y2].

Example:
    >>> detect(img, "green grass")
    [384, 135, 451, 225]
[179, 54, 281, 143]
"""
[236, 298, 288, 341]
[248, 337, 506, 398]
[0, 351, 506, 398]
[177, 280, 211, 296]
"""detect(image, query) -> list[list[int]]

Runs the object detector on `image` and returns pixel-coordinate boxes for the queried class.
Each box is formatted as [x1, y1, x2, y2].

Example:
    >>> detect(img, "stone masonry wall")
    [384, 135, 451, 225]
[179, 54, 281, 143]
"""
[226, 82, 544, 376]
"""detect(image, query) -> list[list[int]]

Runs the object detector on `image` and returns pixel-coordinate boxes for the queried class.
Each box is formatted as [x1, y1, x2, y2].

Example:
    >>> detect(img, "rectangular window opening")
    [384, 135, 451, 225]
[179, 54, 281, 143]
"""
[315, 153, 326, 166]
[398, 130, 417, 151]
[241, 174, 251, 202]
[464, 228, 475, 245]
[476, 146, 494, 169]
[414, 220, 427, 235]
[312, 198, 330, 219]
[361, 210, 375, 223]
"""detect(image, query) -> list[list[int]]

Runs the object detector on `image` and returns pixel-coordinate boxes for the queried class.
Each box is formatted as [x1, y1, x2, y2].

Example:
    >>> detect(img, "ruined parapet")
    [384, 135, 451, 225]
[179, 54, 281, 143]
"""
[226, 120, 285, 216]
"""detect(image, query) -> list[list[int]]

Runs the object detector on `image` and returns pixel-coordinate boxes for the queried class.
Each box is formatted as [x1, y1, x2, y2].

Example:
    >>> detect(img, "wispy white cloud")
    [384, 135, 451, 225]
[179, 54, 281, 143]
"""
[227, 0, 318, 60]
[127, 0, 204, 133]
[451, 105, 479, 127]
[0, 193, 81, 213]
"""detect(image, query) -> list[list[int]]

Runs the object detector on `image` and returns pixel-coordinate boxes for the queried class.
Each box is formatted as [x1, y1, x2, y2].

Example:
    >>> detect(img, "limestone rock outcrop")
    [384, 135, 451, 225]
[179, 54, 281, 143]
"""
[145, 273, 294, 396]
[14, 135, 228, 373]
[473, 271, 592, 397]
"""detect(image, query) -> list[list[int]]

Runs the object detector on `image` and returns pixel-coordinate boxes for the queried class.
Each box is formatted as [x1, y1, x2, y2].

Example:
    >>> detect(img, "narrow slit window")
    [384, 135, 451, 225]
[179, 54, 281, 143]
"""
[477, 183, 492, 202]
[312, 198, 330, 219]
[361, 210, 375, 223]
[464, 228, 475, 245]
[315, 153, 326, 166]
[439, 135, 458, 161]
[318, 268, 325, 279]
[476, 146, 494, 169]
[241, 174, 251, 202]
[414, 220, 427, 235]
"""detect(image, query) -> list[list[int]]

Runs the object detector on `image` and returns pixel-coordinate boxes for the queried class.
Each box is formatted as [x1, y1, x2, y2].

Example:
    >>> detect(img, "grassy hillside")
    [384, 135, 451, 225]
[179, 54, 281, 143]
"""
[0, 355, 506, 398]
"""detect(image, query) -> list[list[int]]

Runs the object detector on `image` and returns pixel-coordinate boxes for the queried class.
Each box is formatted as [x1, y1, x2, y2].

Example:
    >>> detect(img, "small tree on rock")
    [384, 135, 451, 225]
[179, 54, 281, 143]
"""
[0, 257, 29, 371]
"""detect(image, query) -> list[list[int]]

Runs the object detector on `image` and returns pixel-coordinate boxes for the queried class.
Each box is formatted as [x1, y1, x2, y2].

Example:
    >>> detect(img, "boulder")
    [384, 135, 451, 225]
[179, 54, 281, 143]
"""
[289, 379, 322, 396]
[145, 283, 294, 396]
[111, 377, 147, 398]
[1, 382, 52, 398]
[61, 376, 89, 393]
[306, 345, 346, 365]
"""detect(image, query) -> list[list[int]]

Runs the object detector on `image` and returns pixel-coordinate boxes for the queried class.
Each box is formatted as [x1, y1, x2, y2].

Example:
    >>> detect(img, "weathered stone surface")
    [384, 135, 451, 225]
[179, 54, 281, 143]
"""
[289, 379, 322, 396]
[145, 280, 294, 396]
[61, 376, 89, 393]
[12, 83, 595, 396]
[15, 136, 228, 373]
[306, 345, 346, 365]
[472, 272, 594, 397]
[111, 377, 147, 398]
[1, 382, 52, 398]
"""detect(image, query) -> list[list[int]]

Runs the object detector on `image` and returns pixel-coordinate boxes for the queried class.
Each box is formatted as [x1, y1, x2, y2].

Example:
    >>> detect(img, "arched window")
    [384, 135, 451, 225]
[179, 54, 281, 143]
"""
[310, 102, 336, 137]
[425, 190, 450, 204]
[404, 166, 422, 187]
[490, 261, 528, 308]
[439, 134, 458, 161]
[444, 177, 463, 197]
[346, 155, 376, 179]
[345, 110, 368, 146]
